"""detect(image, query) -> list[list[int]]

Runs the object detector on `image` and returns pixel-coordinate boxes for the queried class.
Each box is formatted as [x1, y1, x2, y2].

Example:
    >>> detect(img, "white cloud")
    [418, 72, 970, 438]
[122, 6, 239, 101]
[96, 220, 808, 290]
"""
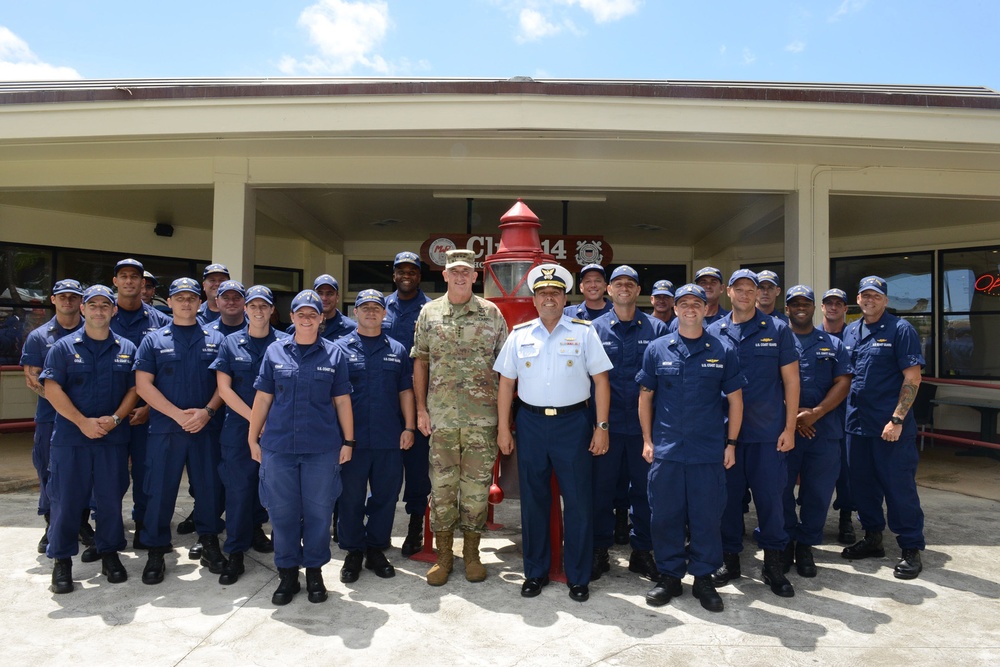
[719, 44, 727, 56]
[518, 8, 564, 42]
[741, 48, 756, 65]
[510, 0, 639, 42]
[786, 40, 806, 53]
[562, 0, 642, 23]
[0, 26, 81, 80]
[279, 0, 392, 75]
[829, 0, 867, 22]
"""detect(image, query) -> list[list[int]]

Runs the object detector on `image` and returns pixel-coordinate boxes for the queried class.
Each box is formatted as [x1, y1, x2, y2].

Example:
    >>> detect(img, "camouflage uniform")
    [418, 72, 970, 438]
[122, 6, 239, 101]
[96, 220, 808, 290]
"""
[412, 294, 508, 533]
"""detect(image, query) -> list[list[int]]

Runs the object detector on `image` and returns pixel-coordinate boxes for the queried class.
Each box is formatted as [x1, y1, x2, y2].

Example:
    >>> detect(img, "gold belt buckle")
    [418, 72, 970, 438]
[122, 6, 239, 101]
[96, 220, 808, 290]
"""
[544, 408, 557, 416]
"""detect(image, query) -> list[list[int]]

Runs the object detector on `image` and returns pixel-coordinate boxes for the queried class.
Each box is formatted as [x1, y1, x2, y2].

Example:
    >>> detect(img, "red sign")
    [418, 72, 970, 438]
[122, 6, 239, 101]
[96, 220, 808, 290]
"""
[975, 273, 1000, 296]
[420, 234, 613, 272]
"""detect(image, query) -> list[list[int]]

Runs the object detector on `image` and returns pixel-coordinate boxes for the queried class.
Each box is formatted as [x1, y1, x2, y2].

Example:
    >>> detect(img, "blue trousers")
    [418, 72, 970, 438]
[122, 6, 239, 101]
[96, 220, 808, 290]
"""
[515, 409, 593, 585]
[783, 435, 841, 545]
[832, 436, 854, 512]
[721, 441, 789, 553]
[260, 449, 342, 569]
[32, 422, 54, 516]
[219, 425, 268, 554]
[847, 434, 925, 550]
[128, 421, 149, 522]
[339, 448, 403, 551]
[592, 431, 651, 550]
[141, 431, 224, 548]
[400, 430, 431, 516]
[46, 443, 129, 559]
[649, 459, 726, 578]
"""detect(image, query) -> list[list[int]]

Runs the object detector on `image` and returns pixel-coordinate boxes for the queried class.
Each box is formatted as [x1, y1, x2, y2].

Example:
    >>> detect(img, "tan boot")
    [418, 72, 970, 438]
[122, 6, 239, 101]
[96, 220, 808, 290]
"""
[426, 532, 454, 586]
[463, 531, 487, 582]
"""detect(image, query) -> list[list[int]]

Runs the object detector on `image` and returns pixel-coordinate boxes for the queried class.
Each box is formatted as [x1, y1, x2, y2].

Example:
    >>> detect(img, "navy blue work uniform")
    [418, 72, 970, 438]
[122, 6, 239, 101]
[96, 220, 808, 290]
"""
[210, 325, 287, 555]
[637, 331, 745, 578]
[287, 310, 357, 342]
[196, 302, 221, 325]
[563, 298, 613, 322]
[783, 330, 850, 546]
[133, 324, 226, 548]
[41, 332, 136, 559]
[494, 315, 614, 586]
[843, 313, 926, 550]
[334, 332, 413, 551]
[383, 289, 432, 516]
[591, 310, 666, 551]
[666, 306, 729, 332]
[111, 301, 170, 522]
[20, 316, 82, 518]
[820, 322, 854, 516]
[708, 310, 798, 553]
[254, 337, 352, 569]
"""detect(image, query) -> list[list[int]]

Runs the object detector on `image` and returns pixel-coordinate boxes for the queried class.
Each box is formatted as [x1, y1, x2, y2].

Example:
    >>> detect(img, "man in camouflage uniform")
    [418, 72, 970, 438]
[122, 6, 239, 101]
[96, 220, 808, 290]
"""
[412, 249, 508, 585]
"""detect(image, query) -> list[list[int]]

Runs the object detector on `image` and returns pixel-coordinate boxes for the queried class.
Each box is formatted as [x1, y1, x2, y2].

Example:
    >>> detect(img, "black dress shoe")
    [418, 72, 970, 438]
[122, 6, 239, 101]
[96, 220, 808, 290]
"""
[628, 549, 659, 580]
[176, 513, 196, 535]
[568, 583, 590, 602]
[272, 567, 300, 606]
[614, 508, 630, 545]
[219, 552, 245, 585]
[842, 531, 885, 560]
[893, 548, 922, 580]
[401, 513, 423, 557]
[795, 543, 817, 578]
[692, 575, 724, 612]
[645, 575, 682, 607]
[365, 548, 396, 578]
[521, 576, 550, 598]
[51, 558, 74, 594]
[188, 541, 203, 560]
[142, 550, 165, 585]
[710, 552, 741, 586]
[591, 548, 610, 581]
[80, 544, 100, 563]
[306, 567, 328, 603]
[101, 552, 128, 584]
[340, 550, 363, 583]
[252, 525, 274, 554]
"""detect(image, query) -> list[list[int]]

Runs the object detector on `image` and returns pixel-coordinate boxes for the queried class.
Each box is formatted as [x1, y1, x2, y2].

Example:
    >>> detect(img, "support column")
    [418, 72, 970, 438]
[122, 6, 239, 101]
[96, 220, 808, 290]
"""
[784, 165, 831, 294]
[212, 158, 256, 285]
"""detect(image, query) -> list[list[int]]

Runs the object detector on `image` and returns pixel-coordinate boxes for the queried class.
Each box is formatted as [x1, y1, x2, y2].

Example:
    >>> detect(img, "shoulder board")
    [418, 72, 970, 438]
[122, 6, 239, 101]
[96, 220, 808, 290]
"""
[513, 321, 533, 330]
[571, 318, 592, 326]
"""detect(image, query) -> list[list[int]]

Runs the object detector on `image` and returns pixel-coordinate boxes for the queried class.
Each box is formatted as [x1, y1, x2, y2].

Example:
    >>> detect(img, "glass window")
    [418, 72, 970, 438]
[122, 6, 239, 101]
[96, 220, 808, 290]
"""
[940, 246, 1000, 378]
[253, 266, 302, 293]
[0, 243, 53, 308]
[347, 259, 472, 296]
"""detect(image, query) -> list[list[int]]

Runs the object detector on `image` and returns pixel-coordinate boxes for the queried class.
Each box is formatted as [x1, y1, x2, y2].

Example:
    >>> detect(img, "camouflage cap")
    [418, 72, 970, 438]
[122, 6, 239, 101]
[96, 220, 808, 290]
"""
[445, 249, 475, 270]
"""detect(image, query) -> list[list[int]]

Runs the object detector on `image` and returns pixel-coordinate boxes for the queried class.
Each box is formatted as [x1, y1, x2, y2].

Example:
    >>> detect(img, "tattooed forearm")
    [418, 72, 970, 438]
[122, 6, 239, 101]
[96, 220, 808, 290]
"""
[895, 381, 918, 417]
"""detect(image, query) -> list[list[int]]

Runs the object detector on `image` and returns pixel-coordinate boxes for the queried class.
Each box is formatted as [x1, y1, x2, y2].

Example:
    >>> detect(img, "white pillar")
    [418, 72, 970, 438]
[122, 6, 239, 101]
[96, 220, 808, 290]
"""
[785, 165, 831, 293]
[212, 159, 256, 285]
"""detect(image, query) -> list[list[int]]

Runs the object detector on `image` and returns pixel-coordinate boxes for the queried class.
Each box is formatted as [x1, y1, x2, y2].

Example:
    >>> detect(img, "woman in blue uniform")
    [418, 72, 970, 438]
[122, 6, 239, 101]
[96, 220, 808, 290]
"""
[249, 289, 355, 605]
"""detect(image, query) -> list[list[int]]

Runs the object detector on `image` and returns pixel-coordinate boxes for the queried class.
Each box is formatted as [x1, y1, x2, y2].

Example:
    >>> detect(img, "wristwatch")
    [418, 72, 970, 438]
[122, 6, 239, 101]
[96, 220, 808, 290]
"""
[205, 407, 216, 418]
[725, 438, 738, 447]
[111, 414, 122, 427]
[890, 415, 905, 425]
[597, 421, 610, 431]
[342, 439, 356, 448]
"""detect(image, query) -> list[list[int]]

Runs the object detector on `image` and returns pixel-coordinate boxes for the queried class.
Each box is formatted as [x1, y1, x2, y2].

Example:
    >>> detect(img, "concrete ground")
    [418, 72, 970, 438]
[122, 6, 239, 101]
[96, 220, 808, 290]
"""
[2, 433, 999, 666]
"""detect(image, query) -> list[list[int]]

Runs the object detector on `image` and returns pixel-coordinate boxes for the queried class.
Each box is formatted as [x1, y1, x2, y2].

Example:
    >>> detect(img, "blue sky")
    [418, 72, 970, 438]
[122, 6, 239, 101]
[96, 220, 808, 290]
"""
[2, 1, 998, 90]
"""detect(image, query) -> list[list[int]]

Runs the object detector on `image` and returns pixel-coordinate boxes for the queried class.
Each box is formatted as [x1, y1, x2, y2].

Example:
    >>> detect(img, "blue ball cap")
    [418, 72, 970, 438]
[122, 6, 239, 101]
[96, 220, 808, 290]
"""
[83, 284, 115, 303]
[785, 285, 815, 303]
[355, 289, 387, 309]
[579, 263, 606, 280]
[313, 274, 340, 291]
[217, 280, 246, 297]
[291, 289, 323, 313]
[114, 258, 144, 276]
[757, 270, 780, 286]
[609, 265, 639, 284]
[694, 266, 723, 283]
[169, 277, 202, 297]
[858, 276, 888, 296]
[245, 285, 274, 305]
[52, 279, 84, 296]
[651, 280, 674, 297]
[673, 283, 708, 303]
[728, 268, 759, 287]
[393, 251, 421, 268]
[142, 270, 158, 286]
[822, 288, 848, 303]
[202, 263, 230, 279]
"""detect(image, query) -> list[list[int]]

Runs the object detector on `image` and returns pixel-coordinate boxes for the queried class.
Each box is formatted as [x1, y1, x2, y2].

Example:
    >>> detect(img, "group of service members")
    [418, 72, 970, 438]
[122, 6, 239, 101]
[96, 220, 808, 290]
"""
[24, 252, 926, 613]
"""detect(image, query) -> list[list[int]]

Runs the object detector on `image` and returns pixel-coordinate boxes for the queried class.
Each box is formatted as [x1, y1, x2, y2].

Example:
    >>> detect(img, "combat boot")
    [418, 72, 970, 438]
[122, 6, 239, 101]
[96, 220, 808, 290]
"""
[79, 508, 95, 546]
[132, 520, 149, 551]
[710, 552, 741, 586]
[38, 513, 50, 554]
[591, 548, 610, 581]
[780, 541, 795, 574]
[762, 549, 795, 597]
[142, 549, 165, 585]
[692, 575, 724, 612]
[272, 567, 300, 605]
[219, 552, 245, 585]
[842, 530, 885, 560]
[306, 567, 327, 603]
[838, 509, 856, 545]
[795, 542, 817, 578]
[426, 531, 454, 586]
[100, 552, 128, 584]
[894, 548, 923, 580]
[462, 531, 487, 582]
[199, 533, 227, 574]
[401, 513, 423, 557]
[51, 558, 73, 594]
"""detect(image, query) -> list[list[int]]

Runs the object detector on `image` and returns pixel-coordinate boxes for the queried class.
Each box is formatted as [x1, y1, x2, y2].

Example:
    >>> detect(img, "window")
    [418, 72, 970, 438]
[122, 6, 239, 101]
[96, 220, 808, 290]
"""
[940, 246, 1000, 378]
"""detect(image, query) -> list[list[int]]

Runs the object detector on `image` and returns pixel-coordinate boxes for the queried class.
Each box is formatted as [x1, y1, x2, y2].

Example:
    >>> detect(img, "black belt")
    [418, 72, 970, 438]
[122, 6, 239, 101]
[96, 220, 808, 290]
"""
[519, 400, 588, 417]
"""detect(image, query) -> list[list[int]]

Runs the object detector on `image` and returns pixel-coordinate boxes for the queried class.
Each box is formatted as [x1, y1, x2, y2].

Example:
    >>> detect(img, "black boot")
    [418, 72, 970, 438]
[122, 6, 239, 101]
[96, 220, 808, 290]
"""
[401, 513, 423, 557]
[710, 552, 741, 586]
[591, 548, 610, 581]
[133, 520, 149, 550]
[628, 549, 659, 580]
[795, 542, 817, 578]
[219, 552, 245, 585]
[51, 558, 74, 594]
[101, 552, 128, 584]
[762, 549, 795, 597]
[842, 530, 885, 560]
[614, 507, 630, 545]
[838, 509, 856, 545]
[340, 550, 363, 583]
[306, 567, 328, 603]
[80, 544, 100, 563]
[365, 547, 396, 578]
[38, 513, 50, 554]
[893, 548, 923, 580]
[645, 574, 682, 607]
[251, 525, 274, 554]
[692, 575, 724, 612]
[780, 541, 795, 574]
[176, 512, 196, 535]
[199, 534, 227, 574]
[79, 509, 95, 546]
[142, 549, 165, 585]
[272, 567, 300, 605]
